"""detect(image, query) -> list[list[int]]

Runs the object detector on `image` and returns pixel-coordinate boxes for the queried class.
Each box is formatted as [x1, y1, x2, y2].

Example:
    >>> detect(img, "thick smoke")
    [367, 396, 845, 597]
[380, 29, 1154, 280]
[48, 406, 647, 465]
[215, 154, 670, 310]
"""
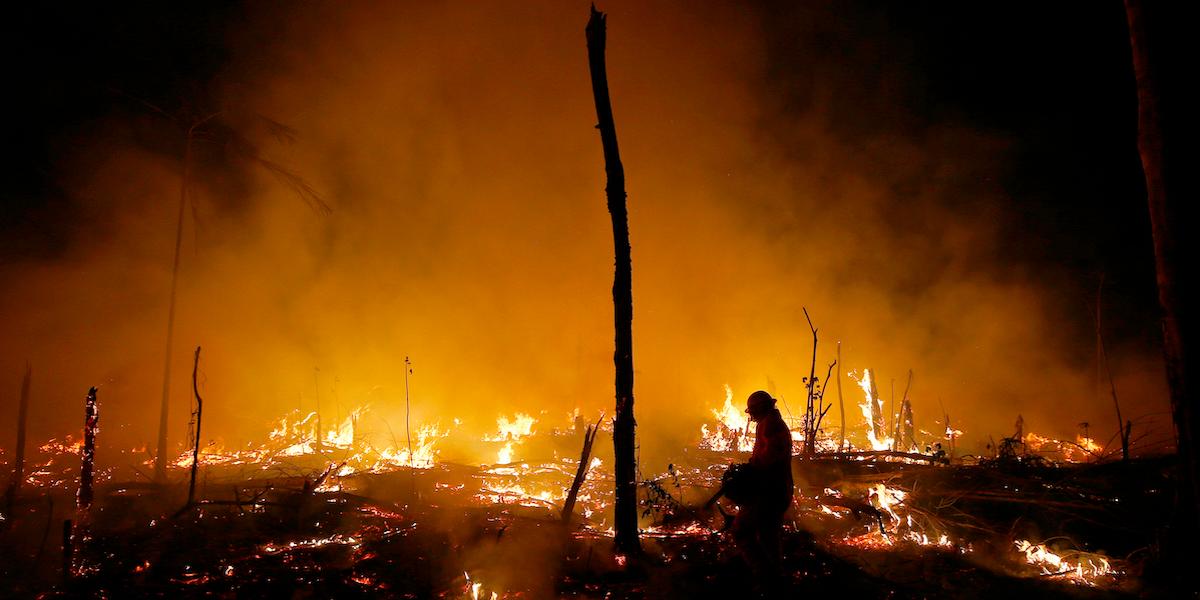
[0, 1, 1170, 466]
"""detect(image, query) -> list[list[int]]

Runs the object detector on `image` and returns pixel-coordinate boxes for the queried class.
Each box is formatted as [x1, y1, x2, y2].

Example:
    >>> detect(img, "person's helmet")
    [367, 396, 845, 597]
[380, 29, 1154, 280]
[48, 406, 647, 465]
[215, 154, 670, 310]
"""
[745, 390, 775, 414]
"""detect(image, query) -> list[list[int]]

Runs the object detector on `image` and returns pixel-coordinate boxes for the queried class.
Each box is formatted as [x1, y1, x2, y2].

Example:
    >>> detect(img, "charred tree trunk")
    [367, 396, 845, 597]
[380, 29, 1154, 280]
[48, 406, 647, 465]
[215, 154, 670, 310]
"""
[900, 399, 915, 452]
[78, 387, 98, 511]
[562, 422, 600, 523]
[893, 370, 913, 450]
[1124, 0, 1198, 533]
[866, 369, 885, 444]
[4, 363, 32, 521]
[187, 347, 203, 506]
[586, 5, 640, 554]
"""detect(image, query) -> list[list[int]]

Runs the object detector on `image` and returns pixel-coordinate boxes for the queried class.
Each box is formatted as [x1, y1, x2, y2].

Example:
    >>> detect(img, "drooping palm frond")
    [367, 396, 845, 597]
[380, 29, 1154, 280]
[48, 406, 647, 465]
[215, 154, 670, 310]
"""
[256, 114, 299, 146]
[109, 87, 331, 216]
[225, 129, 332, 216]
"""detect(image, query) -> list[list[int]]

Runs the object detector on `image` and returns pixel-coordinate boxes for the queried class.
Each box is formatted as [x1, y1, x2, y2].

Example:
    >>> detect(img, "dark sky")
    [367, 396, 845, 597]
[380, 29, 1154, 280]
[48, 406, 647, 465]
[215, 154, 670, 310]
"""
[3, 4, 234, 253]
[756, 1, 1156, 350]
[2, 2, 1159, 349]
[0, 2, 1173, 456]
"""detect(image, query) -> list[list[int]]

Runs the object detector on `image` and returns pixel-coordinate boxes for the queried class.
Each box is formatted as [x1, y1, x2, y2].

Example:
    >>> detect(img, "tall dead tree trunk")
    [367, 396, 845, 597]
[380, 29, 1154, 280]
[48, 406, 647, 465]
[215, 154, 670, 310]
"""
[586, 5, 640, 554]
[1124, 0, 1197, 534]
[155, 133, 193, 483]
[4, 363, 32, 522]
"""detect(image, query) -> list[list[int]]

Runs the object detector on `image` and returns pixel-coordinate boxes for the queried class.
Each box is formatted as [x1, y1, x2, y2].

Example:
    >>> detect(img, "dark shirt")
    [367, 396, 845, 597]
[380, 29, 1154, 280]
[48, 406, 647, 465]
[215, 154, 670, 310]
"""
[749, 408, 794, 506]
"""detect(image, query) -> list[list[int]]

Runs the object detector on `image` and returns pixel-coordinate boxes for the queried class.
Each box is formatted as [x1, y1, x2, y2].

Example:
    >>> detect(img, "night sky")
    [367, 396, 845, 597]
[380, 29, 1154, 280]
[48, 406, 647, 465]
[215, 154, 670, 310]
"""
[758, 1, 1156, 349]
[3, 2, 1158, 337]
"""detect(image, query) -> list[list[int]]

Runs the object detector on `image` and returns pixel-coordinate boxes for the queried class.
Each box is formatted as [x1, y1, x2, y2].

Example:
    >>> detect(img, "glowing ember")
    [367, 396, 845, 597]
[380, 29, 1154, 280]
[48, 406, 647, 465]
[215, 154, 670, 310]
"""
[38, 437, 83, 455]
[639, 522, 713, 537]
[259, 533, 362, 554]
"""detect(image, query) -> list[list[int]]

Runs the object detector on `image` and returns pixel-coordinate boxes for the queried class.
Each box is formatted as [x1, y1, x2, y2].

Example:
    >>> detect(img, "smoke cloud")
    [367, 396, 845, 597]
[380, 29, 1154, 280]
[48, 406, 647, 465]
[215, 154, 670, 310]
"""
[0, 1, 1170, 466]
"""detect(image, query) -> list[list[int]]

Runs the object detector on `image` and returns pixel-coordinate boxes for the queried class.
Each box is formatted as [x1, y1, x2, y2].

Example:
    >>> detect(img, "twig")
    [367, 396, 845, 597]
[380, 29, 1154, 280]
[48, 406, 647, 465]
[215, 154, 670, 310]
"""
[813, 360, 837, 437]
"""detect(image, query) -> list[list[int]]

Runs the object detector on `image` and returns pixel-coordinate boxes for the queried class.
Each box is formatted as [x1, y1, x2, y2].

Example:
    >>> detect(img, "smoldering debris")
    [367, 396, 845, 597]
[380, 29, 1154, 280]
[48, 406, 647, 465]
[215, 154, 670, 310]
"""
[0, 406, 1178, 598]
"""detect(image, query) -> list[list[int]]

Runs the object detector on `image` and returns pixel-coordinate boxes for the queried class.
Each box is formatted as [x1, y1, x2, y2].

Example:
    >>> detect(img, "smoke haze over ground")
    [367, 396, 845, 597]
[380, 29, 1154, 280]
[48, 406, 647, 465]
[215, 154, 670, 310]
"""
[0, 2, 1170, 466]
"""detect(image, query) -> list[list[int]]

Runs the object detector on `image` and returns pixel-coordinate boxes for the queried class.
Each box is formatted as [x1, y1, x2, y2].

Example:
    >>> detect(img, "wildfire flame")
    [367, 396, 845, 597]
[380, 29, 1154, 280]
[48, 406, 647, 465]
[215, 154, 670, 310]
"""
[163, 406, 447, 482]
[853, 370, 893, 451]
[1014, 539, 1113, 585]
[486, 413, 537, 464]
[699, 385, 754, 452]
[1024, 432, 1101, 463]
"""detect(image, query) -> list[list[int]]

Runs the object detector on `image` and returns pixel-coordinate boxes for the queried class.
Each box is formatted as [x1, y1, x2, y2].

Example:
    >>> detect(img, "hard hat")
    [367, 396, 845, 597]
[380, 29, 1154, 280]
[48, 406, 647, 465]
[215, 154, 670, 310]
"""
[746, 390, 775, 413]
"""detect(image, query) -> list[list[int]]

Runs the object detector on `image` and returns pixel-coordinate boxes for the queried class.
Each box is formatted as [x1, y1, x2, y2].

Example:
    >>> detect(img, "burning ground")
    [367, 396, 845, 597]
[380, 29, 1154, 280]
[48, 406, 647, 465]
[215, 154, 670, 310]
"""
[0, 384, 1181, 598]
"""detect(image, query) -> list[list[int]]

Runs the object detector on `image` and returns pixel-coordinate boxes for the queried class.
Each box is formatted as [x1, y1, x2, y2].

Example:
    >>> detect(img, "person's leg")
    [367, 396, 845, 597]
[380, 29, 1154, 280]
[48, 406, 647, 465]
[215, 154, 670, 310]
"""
[734, 506, 767, 575]
[759, 508, 783, 575]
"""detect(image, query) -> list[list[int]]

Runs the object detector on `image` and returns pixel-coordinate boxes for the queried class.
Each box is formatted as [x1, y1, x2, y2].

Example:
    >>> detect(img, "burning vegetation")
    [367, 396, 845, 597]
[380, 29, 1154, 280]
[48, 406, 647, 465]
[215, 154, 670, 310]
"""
[0, 1, 1192, 599]
[0, 366, 1177, 597]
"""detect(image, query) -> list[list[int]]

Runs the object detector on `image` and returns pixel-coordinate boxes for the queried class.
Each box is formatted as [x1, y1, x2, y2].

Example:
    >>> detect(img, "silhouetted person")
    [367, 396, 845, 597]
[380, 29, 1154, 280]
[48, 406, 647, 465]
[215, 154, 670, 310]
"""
[734, 390, 794, 588]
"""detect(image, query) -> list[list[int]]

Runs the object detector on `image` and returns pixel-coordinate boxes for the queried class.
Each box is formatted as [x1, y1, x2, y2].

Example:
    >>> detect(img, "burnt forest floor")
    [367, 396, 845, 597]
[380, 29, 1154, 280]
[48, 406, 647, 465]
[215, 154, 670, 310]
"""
[0, 456, 1190, 599]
